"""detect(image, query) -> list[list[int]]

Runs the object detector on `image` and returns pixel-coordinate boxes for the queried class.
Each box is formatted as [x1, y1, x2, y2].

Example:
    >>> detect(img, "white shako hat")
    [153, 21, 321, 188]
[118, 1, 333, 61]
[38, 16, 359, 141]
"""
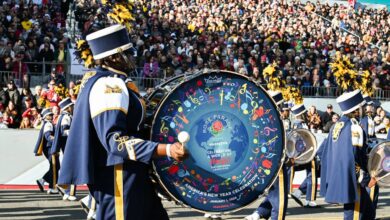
[336, 89, 365, 114]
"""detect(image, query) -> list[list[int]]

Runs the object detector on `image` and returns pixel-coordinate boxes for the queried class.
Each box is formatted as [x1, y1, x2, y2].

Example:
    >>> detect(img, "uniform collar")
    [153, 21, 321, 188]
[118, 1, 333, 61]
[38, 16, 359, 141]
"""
[101, 65, 128, 77]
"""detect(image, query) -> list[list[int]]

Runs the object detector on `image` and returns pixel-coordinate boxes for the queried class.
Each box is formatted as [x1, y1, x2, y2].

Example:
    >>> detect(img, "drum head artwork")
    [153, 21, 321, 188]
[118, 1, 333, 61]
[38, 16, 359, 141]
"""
[151, 71, 285, 213]
[368, 141, 390, 187]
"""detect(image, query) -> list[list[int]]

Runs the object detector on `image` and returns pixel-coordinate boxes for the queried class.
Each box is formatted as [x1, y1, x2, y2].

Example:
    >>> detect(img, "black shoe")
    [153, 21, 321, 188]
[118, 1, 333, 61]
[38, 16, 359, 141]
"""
[80, 199, 90, 214]
[36, 179, 44, 192]
[57, 185, 65, 196]
[291, 193, 304, 207]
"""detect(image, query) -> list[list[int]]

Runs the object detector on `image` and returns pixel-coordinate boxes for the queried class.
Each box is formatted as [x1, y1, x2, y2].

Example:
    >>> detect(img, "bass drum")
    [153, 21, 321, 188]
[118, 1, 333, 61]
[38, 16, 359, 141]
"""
[149, 70, 286, 213]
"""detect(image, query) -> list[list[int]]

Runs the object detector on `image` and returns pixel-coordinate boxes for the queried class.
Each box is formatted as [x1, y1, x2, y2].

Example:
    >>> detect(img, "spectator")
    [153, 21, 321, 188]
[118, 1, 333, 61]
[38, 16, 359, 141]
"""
[12, 51, 29, 88]
[50, 67, 65, 86]
[5, 100, 20, 128]
[21, 88, 35, 107]
[38, 42, 55, 74]
[321, 104, 335, 128]
[323, 113, 340, 133]
[34, 85, 43, 108]
[6, 80, 21, 110]
[143, 56, 159, 89]
[376, 116, 390, 135]
[44, 80, 60, 107]
[19, 116, 32, 129]
[1, 111, 12, 128]
[307, 105, 322, 131]
[0, 87, 9, 107]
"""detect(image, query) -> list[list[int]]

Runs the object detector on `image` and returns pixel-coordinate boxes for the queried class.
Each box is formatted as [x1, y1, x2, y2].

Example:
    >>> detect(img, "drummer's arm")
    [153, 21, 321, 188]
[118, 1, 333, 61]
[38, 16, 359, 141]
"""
[89, 77, 160, 164]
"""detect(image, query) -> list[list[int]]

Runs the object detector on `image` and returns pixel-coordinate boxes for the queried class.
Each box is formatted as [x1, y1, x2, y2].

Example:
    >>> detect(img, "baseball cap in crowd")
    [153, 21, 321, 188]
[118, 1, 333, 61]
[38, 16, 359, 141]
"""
[7, 79, 14, 85]
[327, 104, 333, 109]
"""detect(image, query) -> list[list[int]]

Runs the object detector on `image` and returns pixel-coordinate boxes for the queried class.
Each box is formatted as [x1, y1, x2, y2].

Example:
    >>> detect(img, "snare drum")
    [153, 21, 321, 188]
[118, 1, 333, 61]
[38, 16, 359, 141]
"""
[147, 70, 286, 213]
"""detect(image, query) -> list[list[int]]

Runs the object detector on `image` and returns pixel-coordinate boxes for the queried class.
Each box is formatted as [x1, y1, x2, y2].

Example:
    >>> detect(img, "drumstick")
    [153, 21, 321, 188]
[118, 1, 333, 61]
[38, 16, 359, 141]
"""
[178, 131, 190, 150]
[375, 172, 390, 182]
[295, 147, 314, 160]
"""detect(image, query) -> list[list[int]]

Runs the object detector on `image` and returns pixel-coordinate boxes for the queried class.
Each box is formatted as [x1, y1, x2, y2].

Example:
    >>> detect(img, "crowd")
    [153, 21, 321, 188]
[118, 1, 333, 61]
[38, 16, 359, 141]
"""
[0, 0, 71, 88]
[282, 103, 390, 135]
[0, 72, 77, 129]
[75, 0, 390, 92]
[1, 0, 390, 129]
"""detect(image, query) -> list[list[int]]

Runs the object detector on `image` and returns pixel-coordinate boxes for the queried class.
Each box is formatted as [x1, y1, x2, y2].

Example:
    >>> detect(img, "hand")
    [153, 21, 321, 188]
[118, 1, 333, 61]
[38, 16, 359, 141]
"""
[169, 142, 188, 162]
[368, 177, 377, 188]
[286, 158, 295, 167]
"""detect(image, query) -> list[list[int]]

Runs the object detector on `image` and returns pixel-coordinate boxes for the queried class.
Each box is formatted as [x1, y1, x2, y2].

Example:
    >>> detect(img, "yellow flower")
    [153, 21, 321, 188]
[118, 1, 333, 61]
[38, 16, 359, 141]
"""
[77, 40, 86, 49]
[81, 50, 91, 59]
[84, 55, 94, 68]
[21, 20, 32, 31]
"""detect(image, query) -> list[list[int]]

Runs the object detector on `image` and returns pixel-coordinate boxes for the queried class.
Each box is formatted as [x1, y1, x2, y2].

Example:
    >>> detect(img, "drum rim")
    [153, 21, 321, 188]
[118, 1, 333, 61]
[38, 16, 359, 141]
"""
[368, 140, 390, 187]
[146, 74, 187, 100]
[286, 128, 318, 165]
[150, 69, 287, 214]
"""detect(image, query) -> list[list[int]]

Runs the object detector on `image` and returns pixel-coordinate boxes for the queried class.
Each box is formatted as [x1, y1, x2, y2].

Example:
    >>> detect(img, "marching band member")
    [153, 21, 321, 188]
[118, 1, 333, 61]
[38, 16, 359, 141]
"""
[58, 24, 187, 220]
[289, 104, 318, 208]
[246, 91, 290, 220]
[51, 97, 77, 201]
[360, 96, 375, 138]
[360, 95, 379, 219]
[34, 108, 59, 194]
[281, 102, 291, 132]
[318, 90, 376, 220]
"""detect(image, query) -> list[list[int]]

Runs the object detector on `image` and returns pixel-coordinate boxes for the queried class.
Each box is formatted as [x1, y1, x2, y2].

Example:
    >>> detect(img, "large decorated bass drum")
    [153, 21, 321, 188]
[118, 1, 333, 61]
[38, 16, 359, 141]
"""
[148, 70, 286, 213]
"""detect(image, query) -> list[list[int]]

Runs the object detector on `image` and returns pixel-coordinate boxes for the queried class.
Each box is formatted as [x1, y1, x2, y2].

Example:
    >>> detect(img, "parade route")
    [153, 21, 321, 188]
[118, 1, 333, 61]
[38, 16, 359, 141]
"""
[0, 189, 389, 220]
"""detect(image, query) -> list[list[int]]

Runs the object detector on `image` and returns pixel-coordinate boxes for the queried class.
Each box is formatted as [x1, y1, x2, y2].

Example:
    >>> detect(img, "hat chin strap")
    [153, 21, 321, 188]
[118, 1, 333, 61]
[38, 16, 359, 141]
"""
[120, 51, 135, 70]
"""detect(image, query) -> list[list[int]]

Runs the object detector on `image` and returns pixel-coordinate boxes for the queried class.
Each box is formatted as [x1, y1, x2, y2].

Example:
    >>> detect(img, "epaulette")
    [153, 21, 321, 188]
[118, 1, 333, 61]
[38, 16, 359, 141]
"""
[80, 71, 97, 92]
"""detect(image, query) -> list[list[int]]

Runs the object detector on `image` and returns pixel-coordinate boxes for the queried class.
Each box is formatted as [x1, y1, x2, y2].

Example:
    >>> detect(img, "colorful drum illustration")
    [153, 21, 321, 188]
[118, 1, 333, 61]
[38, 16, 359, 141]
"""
[150, 70, 286, 213]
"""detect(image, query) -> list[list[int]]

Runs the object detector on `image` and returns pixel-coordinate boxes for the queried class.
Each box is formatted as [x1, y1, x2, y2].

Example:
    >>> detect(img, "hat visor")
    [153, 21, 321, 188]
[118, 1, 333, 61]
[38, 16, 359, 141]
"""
[93, 43, 132, 60]
[62, 102, 74, 111]
[43, 112, 54, 118]
[294, 109, 307, 117]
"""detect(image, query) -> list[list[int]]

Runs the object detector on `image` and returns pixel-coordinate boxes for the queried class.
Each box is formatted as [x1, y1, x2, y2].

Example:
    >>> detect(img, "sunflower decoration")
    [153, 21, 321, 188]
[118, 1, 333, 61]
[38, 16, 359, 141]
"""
[74, 40, 95, 68]
[37, 95, 50, 109]
[54, 84, 69, 100]
[330, 55, 357, 92]
[263, 62, 285, 91]
[282, 86, 303, 105]
[102, 0, 135, 31]
[355, 70, 373, 96]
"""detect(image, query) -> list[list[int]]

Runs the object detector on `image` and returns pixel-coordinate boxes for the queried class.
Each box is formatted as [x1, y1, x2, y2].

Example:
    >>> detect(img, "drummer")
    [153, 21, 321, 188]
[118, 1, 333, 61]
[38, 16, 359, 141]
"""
[360, 94, 379, 218]
[318, 89, 376, 220]
[57, 24, 187, 219]
[360, 95, 375, 138]
[246, 91, 291, 220]
[289, 104, 319, 208]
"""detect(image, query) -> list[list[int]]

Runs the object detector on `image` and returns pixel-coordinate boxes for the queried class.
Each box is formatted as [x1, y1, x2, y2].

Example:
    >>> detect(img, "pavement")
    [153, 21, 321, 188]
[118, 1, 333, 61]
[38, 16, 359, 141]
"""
[0, 189, 389, 220]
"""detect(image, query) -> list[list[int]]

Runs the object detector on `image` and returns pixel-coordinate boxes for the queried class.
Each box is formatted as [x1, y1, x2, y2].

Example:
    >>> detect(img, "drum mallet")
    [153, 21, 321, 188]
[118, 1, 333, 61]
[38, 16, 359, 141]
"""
[178, 131, 190, 150]
[373, 172, 390, 182]
[295, 146, 314, 160]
